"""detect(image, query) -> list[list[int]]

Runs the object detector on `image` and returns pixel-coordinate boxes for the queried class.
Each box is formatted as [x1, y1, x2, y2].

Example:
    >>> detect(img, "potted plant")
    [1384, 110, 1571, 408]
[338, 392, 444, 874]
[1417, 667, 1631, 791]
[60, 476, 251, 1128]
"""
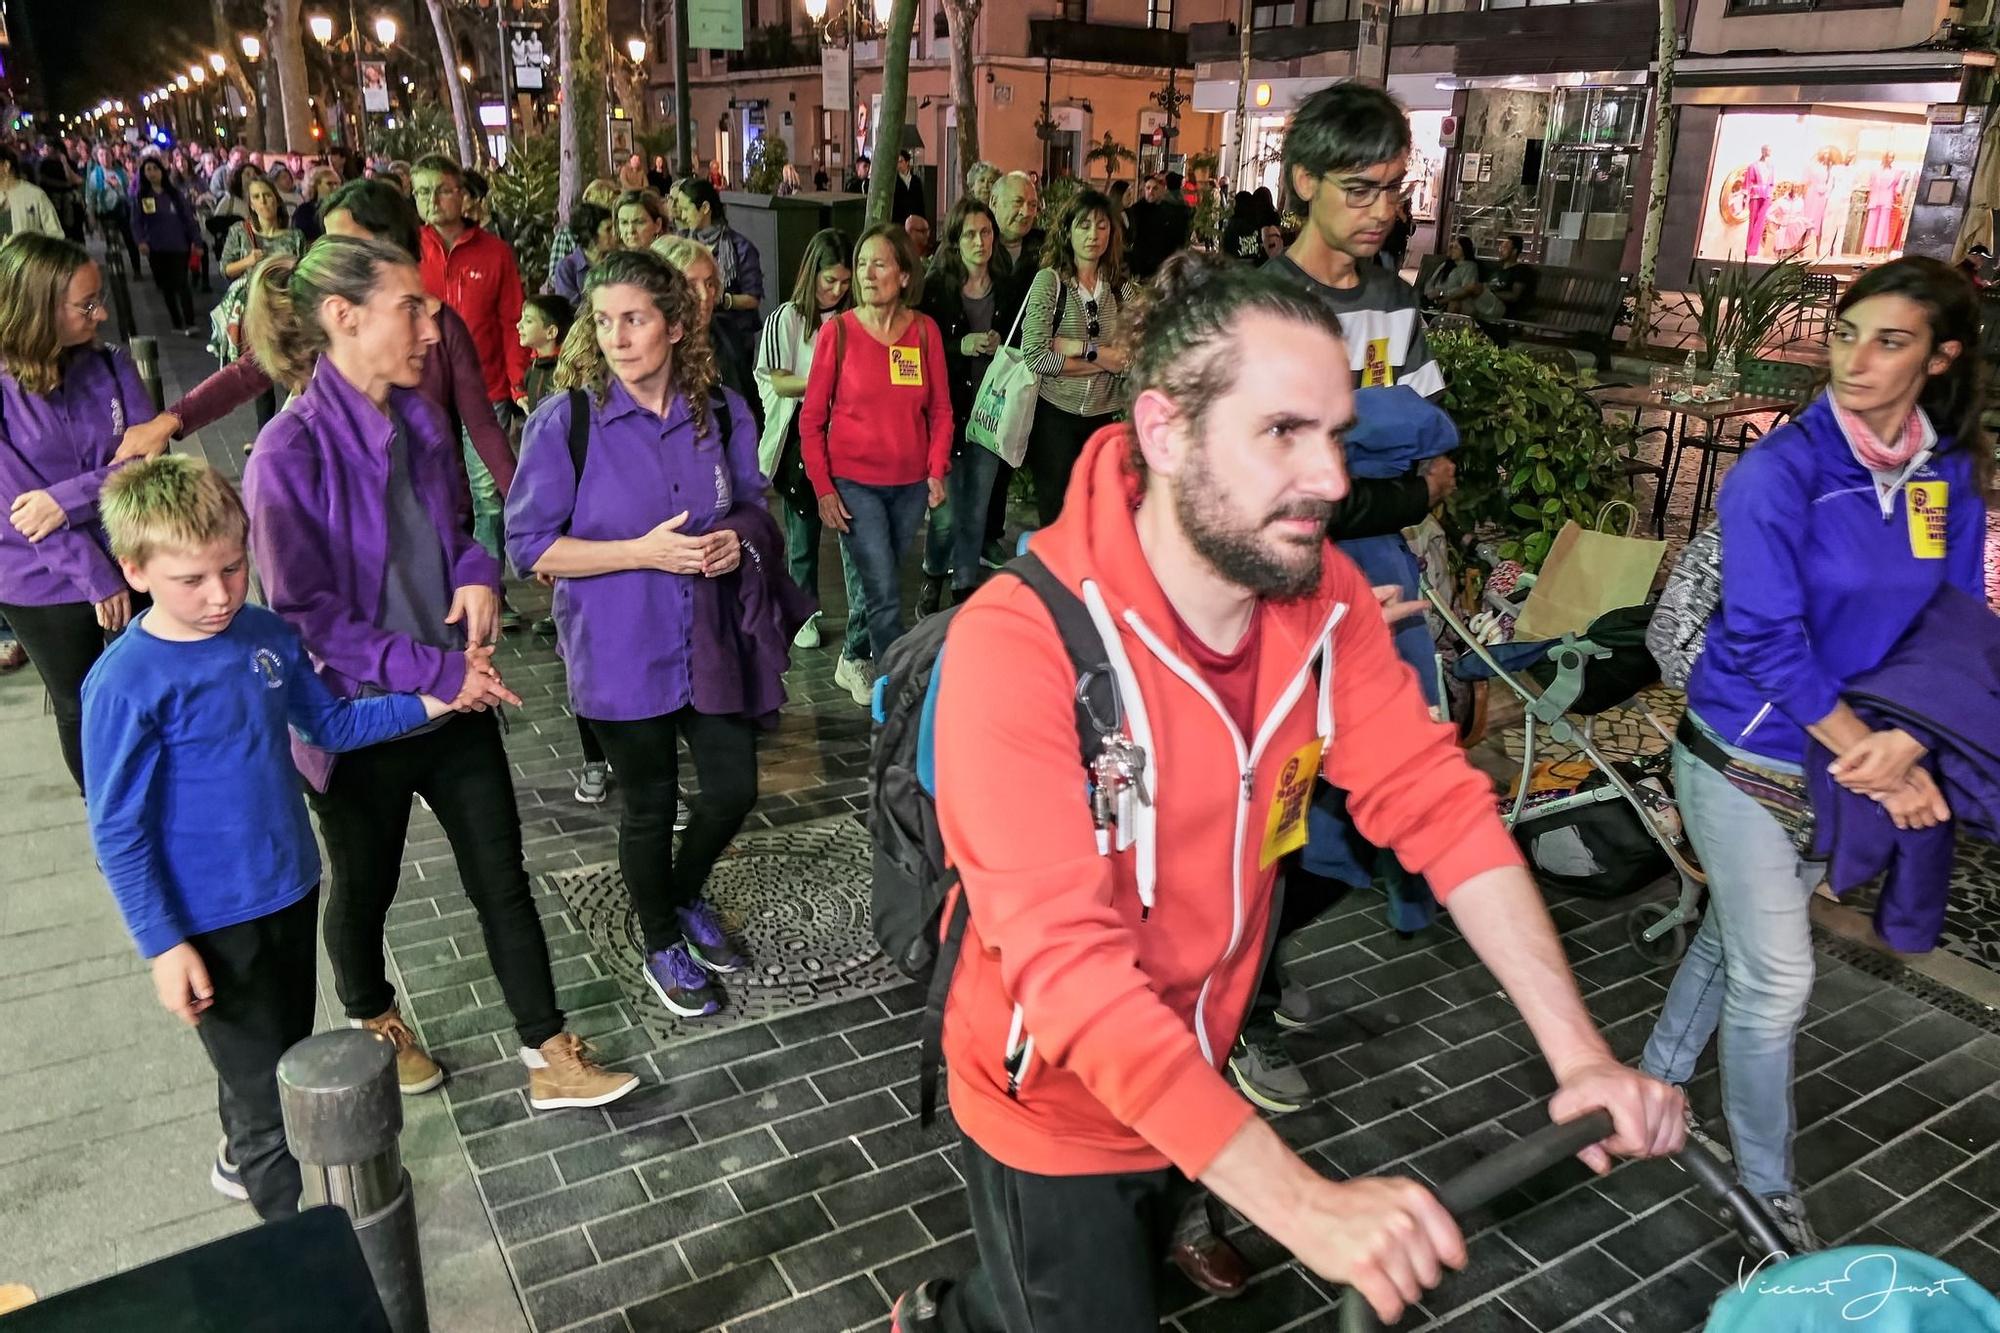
[1692, 254, 1811, 369]
[1430, 326, 1636, 568]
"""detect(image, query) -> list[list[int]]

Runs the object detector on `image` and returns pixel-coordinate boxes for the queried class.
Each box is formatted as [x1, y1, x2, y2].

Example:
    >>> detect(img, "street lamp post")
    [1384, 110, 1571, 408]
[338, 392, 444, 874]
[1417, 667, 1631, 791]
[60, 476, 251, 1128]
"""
[804, 0, 889, 182]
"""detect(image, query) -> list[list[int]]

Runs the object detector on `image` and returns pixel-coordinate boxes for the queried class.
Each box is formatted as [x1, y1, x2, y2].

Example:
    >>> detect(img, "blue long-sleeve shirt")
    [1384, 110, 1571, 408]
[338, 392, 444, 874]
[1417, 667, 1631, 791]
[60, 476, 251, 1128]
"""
[1689, 394, 1986, 766]
[82, 604, 429, 957]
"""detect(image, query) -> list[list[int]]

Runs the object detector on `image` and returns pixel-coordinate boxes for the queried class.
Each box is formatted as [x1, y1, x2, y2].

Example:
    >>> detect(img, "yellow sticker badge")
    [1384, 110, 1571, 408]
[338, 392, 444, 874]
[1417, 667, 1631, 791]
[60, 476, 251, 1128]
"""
[1259, 739, 1325, 869]
[1906, 481, 1947, 560]
[889, 344, 924, 387]
[1359, 337, 1394, 388]
[140, 197, 157, 214]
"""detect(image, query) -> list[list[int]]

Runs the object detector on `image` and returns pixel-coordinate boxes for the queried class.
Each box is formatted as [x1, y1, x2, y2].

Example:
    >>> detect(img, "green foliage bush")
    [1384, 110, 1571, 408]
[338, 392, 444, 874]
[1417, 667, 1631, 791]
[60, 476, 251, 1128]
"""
[488, 134, 560, 293]
[1430, 326, 1634, 569]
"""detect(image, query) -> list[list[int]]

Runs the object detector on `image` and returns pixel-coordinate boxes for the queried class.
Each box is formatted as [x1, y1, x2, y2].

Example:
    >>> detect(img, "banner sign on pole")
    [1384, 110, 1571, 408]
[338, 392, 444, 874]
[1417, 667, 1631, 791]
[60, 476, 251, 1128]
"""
[821, 45, 849, 123]
[509, 25, 546, 91]
[1355, 0, 1390, 87]
[688, 0, 745, 51]
[360, 61, 391, 113]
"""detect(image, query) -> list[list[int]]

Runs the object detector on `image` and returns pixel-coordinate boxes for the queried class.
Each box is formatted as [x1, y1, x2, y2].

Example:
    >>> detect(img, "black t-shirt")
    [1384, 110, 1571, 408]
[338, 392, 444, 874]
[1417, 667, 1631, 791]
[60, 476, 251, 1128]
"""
[1495, 262, 1538, 315]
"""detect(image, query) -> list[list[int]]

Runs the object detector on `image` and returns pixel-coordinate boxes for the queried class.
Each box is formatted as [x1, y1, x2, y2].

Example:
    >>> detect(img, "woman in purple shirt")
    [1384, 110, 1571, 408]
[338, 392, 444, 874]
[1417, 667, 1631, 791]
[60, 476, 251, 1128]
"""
[506, 249, 766, 1021]
[0, 234, 156, 791]
[240, 235, 639, 1113]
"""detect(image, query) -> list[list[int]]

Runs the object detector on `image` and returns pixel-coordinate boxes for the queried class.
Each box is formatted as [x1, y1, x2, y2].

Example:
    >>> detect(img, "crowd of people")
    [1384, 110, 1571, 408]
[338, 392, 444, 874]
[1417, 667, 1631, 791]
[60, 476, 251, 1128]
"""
[0, 79, 1990, 1333]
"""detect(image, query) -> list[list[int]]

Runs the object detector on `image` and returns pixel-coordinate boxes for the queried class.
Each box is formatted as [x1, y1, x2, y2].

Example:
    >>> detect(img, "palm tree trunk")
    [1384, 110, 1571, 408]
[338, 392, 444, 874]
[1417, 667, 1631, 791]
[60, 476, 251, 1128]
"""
[1630, 0, 1679, 349]
[426, 0, 477, 165]
[212, 0, 264, 152]
[943, 0, 982, 194]
[268, 0, 314, 152]
[865, 0, 918, 227]
[559, 0, 607, 214]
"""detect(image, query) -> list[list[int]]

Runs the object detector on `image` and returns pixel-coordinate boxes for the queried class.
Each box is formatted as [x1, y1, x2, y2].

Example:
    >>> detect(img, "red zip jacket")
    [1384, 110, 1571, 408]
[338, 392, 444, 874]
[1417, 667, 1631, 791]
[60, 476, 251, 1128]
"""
[419, 222, 529, 404]
[932, 423, 1523, 1180]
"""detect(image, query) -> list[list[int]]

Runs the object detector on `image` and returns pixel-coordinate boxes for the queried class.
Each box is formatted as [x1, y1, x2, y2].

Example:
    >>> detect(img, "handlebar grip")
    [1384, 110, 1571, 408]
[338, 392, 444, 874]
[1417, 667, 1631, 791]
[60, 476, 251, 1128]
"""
[1337, 1110, 1616, 1333]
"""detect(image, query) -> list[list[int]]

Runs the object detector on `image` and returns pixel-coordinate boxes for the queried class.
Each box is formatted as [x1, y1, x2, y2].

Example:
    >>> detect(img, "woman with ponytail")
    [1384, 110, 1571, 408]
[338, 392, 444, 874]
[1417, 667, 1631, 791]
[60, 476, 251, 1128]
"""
[1639, 255, 1990, 1257]
[505, 248, 781, 1021]
[241, 236, 638, 1113]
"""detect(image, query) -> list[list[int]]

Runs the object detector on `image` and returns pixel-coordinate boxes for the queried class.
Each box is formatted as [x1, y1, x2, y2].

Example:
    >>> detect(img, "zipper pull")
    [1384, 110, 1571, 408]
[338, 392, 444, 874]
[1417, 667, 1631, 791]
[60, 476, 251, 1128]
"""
[1240, 769, 1254, 801]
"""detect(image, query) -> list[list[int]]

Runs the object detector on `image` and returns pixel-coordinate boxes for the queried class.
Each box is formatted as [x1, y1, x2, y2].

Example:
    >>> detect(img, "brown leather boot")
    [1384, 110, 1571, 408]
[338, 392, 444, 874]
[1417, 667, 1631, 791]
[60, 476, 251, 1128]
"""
[528, 1032, 640, 1110]
[358, 1008, 444, 1095]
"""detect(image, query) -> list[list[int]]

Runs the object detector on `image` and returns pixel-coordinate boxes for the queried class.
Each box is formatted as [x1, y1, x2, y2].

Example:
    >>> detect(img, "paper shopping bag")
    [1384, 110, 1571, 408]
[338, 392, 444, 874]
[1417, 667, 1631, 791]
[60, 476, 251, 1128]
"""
[1511, 503, 1667, 641]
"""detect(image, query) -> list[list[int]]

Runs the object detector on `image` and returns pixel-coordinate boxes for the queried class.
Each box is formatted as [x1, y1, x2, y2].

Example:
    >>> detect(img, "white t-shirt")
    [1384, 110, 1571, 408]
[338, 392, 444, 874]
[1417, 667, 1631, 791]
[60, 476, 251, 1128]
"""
[753, 301, 833, 477]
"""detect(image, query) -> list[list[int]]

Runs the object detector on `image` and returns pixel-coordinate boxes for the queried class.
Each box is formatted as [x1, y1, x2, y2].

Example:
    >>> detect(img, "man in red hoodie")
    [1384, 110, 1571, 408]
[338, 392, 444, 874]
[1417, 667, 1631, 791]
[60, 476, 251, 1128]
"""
[891, 256, 1685, 1332]
[414, 152, 527, 595]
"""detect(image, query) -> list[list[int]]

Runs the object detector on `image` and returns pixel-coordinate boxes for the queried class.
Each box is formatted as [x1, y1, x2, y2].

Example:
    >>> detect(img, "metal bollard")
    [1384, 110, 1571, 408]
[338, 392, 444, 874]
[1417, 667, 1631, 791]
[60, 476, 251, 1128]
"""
[128, 336, 166, 413]
[278, 1030, 431, 1333]
[102, 241, 138, 345]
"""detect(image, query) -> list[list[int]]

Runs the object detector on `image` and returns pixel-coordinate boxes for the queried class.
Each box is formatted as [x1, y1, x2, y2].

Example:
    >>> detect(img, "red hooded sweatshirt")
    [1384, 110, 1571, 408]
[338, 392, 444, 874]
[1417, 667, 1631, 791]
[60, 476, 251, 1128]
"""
[932, 423, 1523, 1181]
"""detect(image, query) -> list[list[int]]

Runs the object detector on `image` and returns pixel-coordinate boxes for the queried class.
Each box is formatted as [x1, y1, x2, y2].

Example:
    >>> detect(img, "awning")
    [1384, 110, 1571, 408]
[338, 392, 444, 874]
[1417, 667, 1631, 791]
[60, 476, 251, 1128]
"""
[1669, 49, 1993, 107]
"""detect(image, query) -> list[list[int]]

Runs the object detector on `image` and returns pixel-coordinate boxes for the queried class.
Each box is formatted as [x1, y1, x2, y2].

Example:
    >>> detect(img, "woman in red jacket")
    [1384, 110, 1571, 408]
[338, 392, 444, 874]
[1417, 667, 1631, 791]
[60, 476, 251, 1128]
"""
[798, 223, 953, 696]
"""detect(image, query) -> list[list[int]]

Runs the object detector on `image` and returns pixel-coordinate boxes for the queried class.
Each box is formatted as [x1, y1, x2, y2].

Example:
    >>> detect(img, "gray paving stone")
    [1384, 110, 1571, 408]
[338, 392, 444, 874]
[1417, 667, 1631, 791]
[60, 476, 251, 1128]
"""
[634, 1125, 790, 1199]
[1879, 1180, 1992, 1253]
[550, 1115, 697, 1185]
[1490, 1244, 1640, 1329]
[587, 1180, 743, 1262]
[728, 1139, 873, 1213]
[481, 1155, 564, 1209]
[523, 1244, 689, 1329]
[725, 1274, 888, 1333]
[686, 1076, 826, 1142]
[512, 1229, 599, 1287]
[817, 1149, 961, 1227]
[494, 1168, 649, 1246]
[772, 1089, 906, 1155]
[623, 1257, 790, 1332]
[680, 1196, 835, 1278]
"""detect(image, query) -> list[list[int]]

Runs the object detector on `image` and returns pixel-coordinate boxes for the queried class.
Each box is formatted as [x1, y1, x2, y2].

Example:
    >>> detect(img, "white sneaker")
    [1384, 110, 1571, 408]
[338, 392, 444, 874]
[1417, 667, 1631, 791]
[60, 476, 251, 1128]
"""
[833, 654, 875, 708]
[793, 612, 822, 650]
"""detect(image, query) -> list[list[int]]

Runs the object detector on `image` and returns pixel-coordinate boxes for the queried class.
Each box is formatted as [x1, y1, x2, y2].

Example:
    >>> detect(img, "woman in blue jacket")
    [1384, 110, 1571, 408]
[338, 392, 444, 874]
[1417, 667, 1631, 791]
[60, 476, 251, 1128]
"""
[1640, 257, 1987, 1255]
[131, 157, 202, 336]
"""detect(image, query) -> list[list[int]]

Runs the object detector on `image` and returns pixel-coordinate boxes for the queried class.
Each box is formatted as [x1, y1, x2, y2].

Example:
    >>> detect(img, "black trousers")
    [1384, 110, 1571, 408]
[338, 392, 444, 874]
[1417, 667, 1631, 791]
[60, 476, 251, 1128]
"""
[585, 708, 758, 953]
[308, 711, 564, 1049]
[0, 597, 128, 793]
[98, 202, 140, 266]
[939, 1133, 1193, 1331]
[1024, 404, 1119, 529]
[146, 249, 196, 329]
[191, 888, 319, 1220]
[576, 716, 606, 766]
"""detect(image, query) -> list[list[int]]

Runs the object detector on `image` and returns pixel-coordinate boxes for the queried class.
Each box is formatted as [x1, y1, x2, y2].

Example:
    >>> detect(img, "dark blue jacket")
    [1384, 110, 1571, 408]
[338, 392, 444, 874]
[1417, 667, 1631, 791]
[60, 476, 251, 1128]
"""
[1689, 394, 1986, 765]
[130, 183, 200, 253]
[1809, 584, 2000, 952]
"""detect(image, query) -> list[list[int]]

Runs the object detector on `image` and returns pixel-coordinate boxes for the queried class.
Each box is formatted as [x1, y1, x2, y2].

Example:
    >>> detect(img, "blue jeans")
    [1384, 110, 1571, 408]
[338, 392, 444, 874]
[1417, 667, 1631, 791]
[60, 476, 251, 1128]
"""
[1639, 738, 1823, 1198]
[834, 479, 929, 659]
[781, 501, 870, 660]
[462, 433, 506, 563]
[947, 443, 1002, 592]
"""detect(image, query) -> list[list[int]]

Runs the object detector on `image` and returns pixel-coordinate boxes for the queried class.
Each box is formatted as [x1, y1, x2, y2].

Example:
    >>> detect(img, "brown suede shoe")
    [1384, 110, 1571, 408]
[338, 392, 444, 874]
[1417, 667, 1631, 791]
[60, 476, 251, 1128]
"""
[358, 1008, 444, 1095]
[529, 1032, 640, 1110]
[1170, 1232, 1250, 1299]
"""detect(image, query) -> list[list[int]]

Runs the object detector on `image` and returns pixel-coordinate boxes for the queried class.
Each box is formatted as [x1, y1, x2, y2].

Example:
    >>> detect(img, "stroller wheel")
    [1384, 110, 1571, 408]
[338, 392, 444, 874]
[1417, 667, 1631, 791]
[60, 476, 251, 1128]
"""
[1627, 901, 1688, 965]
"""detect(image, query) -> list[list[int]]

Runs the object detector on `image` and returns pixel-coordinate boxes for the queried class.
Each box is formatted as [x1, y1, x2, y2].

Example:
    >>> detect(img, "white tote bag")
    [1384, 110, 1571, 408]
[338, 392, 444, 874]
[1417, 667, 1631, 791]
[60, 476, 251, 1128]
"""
[965, 295, 1039, 468]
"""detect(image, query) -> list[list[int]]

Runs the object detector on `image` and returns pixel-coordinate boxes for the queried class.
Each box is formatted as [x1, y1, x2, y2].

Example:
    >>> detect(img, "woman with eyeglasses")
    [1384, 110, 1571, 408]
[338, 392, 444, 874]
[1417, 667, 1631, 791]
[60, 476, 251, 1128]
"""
[0, 235, 158, 793]
[1018, 187, 1137, 527]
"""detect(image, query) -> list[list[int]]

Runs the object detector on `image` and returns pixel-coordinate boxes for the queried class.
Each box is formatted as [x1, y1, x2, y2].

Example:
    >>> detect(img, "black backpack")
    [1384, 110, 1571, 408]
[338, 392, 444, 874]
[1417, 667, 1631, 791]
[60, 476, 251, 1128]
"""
[564, 387, 734, 504]
[868, 551, 1120, 1123]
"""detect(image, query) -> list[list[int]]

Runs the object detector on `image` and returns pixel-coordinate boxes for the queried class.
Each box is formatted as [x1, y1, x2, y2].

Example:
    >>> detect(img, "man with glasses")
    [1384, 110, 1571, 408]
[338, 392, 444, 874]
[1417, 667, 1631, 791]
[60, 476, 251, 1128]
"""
[1225, 80, 1463, 1116]
[413, 153, 528, 624]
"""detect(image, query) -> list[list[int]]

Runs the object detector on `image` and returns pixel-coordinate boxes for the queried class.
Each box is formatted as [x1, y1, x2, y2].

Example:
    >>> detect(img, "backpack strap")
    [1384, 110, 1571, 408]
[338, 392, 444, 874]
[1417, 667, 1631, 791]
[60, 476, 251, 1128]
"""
[561, 389, 591, 535]
[914, 548, 1121, 1127]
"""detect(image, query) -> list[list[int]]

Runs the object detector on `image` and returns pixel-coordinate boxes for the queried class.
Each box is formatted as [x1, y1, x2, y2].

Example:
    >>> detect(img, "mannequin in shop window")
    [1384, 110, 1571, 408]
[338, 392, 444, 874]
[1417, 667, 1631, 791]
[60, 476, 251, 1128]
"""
[1867, 152, 1906, 256]
[1802, 146, 1835, 259]
[1770, 183, 1806, 256]
[1744, 145, 1774, 259]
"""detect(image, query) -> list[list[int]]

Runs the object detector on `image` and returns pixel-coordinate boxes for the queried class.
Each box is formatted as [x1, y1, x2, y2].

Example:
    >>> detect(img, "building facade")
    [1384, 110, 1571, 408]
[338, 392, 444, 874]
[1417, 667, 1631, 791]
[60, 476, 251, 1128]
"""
[673, 0, 1232, 212]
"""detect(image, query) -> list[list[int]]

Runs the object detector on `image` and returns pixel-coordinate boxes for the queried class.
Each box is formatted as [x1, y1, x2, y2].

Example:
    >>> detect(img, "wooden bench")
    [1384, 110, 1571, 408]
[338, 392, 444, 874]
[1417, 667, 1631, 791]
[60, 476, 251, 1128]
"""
[1414, 255, 1628, 363]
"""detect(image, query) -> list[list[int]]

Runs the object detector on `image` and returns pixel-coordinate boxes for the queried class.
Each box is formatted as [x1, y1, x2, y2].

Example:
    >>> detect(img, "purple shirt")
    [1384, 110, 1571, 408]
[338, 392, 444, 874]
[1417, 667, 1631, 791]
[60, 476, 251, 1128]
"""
[505, 380, 766, 722]
[0, 344, 155, 607]
[244, 356, 498, 711]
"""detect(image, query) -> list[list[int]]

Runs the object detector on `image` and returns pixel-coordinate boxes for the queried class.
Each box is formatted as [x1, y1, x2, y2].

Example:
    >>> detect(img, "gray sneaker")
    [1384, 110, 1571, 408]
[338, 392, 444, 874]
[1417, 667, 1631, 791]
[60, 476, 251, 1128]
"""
[833, 653, 875, 708]
[1228, 1029, 1310, 1113]
[574, 762, 612, 805]
[1272, 977, 1330, 1031]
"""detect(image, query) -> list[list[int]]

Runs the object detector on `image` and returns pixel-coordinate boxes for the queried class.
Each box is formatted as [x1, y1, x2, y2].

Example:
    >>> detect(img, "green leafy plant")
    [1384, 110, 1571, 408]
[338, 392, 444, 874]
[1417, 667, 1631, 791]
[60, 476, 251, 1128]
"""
[373, 105, 458, 165]
[1040, 174, 1082, 226]
[1431, 326, 1634, 569]
[1693, 255, 1809, 369]
[744, 133, 790, 196]
[1085, 132, 1134, 187]
[488, 134, 560, 293]
[1185, 151, 1223, 251]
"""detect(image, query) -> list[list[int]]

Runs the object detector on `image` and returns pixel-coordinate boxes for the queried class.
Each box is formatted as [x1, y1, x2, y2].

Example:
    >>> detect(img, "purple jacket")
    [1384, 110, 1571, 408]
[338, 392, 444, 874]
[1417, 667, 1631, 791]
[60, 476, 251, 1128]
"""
[131, 185, 200, 253]
[690, 501, 815, 725]
[244, 357, 498, 782]
[504, 381, 765, 722]
[1809, 584, 2000, 952]
[0, 345, 154, 607]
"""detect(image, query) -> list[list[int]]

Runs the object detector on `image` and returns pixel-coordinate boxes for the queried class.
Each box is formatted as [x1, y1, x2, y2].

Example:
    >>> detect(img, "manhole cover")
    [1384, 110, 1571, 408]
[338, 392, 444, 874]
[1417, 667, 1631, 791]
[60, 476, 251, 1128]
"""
[544, 814, 905, 1038]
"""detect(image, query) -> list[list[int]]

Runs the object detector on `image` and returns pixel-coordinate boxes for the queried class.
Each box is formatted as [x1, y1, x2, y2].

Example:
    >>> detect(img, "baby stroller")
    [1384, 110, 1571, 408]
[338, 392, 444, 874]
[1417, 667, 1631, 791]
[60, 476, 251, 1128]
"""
[1422, 575, 1706, 963]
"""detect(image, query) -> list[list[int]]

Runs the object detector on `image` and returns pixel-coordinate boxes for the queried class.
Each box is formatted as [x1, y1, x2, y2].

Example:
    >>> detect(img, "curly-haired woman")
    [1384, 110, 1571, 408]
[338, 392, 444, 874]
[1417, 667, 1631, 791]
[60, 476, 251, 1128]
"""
[505, 249, 770, 1020]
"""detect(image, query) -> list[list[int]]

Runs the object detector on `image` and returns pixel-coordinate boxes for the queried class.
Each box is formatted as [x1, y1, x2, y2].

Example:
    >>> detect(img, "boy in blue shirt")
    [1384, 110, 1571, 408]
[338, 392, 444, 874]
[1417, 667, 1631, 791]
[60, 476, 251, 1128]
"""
[83, 456, 454, 1218]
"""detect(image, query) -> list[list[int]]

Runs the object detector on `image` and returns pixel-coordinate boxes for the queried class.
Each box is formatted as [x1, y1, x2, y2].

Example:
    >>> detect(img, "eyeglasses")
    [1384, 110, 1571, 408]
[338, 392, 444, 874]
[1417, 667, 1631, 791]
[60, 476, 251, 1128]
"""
[1084, 297, 1100, 341]
[70, 297, 106, 317]
[1332, 175, 1416, 209]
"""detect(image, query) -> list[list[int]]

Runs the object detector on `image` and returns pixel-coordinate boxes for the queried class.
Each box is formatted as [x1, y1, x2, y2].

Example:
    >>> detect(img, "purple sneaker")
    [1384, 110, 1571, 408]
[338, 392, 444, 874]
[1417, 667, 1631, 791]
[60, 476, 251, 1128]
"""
[678, 903, 747, 974]
[643, 945, 718, 1018]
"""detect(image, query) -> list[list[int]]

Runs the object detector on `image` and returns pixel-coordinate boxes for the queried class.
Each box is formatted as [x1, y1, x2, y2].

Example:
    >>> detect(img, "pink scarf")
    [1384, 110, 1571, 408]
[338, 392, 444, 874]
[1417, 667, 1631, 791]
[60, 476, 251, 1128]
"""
[1832, 400, 1927, 472]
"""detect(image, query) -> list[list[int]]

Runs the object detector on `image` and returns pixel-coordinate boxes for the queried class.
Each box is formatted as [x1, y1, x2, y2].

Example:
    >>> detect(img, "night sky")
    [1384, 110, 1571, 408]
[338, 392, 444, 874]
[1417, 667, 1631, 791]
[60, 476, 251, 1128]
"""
[16, 0, 207, 115]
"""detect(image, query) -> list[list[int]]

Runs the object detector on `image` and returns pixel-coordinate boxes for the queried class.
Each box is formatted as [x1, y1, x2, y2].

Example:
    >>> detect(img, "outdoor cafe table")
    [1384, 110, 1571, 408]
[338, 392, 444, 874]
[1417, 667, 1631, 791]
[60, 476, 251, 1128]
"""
[1594, 385, 1798, 536]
